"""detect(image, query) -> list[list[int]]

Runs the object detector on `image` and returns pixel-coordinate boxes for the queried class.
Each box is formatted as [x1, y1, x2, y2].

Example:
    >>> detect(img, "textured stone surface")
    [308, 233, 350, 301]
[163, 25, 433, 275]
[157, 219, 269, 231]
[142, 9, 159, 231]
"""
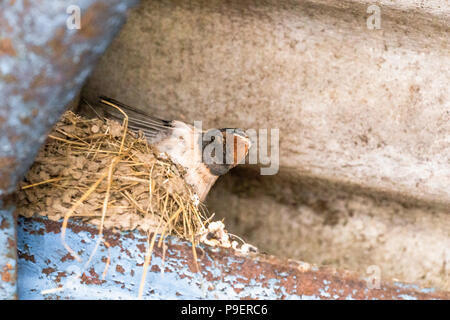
[83, 0, 450, 206]
[207, 168, 450, 291]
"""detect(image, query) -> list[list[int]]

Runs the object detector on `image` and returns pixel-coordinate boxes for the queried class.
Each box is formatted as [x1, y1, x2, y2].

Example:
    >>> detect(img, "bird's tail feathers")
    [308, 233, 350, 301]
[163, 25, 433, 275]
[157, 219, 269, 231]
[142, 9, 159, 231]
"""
[97, 96, 173, 139]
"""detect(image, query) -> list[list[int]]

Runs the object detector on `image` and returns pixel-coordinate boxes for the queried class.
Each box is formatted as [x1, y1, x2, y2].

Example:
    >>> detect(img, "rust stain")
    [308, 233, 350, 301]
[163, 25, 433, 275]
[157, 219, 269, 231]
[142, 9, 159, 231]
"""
[28, 44, 47, 56]
[0, 38, 16, 56]
[89, 267, 99, 278]
[42, 267, 56, 275]
[0, 157, 16, 192]
[115, 264, 125, 274]
[0, 216, 10, 229]
[136, 243, 145, 253]
[29, 70, 48, 91]
[7, 237, 15, 249]
[1, 270, 11, 282]
[150, 265, 161, 273]
[47, 28, 67, 59]
[55, 271, 67, 283]
[1, 264, 14, 282]
[77, 2, 108, 39]
[0, 74, 18, 83]
[19, 115, 32, 125]
[42, 218, 61, 234]
[113, 280, 126, 289]
[80, 272, 104, 285]
[18, 251, 35, 263]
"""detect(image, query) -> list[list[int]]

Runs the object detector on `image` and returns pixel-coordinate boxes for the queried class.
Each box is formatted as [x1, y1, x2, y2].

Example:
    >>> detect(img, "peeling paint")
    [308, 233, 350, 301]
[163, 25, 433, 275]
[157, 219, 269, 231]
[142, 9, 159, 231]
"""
[0, 0, 138, 300]
[0, 0, 138, 196]
[17, 217, 449, 300]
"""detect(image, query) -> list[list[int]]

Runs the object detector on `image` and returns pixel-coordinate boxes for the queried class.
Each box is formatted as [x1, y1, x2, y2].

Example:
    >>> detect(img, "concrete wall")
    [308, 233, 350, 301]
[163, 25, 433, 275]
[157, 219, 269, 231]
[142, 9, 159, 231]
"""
[82, 0, 449, 289]
[83, 0, 450, 206]
[207, 168, 449, 291]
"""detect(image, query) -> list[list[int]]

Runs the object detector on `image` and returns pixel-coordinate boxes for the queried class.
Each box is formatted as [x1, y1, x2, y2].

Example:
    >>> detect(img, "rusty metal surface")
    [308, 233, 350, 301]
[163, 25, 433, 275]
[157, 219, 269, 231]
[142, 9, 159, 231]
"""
[0, 197, 17, 299]
[0, 0, 138, 196]
[0, 0, 138, 300]
[17, 216, 449, 300]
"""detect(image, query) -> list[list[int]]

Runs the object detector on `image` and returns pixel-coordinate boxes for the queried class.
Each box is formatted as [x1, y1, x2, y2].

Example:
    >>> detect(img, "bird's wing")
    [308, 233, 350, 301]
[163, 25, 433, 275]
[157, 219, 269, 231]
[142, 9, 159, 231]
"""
[98, 96, 173, 140]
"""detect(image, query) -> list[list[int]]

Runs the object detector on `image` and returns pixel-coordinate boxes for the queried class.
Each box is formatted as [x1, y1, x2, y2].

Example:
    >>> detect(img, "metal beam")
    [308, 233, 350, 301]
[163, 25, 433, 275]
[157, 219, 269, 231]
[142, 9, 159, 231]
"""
[0, 0, 139, 299]
[17, 217, 449, 300]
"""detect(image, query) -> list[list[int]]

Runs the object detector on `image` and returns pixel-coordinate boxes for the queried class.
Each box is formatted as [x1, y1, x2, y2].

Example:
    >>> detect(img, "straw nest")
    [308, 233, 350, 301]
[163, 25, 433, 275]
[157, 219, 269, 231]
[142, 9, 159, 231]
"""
[17, 110, 233, 250]
[16, 108, 257, 297]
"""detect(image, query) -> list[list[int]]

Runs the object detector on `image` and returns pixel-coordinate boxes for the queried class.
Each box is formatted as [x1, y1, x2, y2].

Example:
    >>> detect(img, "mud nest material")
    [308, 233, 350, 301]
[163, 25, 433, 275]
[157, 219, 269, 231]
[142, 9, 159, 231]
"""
[17, 110, 215, 243]
[16, 109, 254, 297]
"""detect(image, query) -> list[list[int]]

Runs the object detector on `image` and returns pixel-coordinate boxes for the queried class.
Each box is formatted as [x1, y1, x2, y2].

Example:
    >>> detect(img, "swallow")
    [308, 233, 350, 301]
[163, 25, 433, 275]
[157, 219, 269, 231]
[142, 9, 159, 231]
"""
[79, 96, 251, 201]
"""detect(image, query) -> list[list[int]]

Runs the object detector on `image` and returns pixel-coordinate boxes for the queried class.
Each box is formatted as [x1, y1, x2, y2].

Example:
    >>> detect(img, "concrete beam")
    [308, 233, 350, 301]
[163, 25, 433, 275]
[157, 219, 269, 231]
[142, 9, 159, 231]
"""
[83, 0, 450, 206]
[0, 0, 138, 196]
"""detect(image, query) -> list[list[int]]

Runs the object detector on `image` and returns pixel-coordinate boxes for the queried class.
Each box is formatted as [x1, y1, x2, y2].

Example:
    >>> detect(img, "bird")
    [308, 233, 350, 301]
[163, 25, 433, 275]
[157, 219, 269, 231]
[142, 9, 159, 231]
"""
[78, 96, 251, 201]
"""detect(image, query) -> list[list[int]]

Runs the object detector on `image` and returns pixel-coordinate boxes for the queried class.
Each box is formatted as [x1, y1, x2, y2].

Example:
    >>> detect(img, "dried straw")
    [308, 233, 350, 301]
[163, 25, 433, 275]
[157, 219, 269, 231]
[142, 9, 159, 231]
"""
[17, 108, 214, 298]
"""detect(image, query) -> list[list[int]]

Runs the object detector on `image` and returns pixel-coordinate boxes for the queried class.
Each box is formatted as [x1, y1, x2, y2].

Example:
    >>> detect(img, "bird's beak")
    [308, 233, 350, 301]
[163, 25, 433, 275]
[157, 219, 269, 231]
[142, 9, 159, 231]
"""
[231, 132, 251, 166]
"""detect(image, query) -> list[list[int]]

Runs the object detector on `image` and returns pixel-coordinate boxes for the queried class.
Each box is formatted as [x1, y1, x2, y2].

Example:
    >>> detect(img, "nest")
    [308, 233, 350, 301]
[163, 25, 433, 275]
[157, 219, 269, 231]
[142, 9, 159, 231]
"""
[16, 109, 236, 296]
[16, 107, 256, 297]
[17, 110, 211, 239]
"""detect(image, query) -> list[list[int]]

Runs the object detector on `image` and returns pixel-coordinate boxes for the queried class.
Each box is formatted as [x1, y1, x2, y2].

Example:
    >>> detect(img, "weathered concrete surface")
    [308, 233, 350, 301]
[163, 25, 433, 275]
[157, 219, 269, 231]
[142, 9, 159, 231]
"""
[0, 0, 138, 300]
[0, 0, 138, 196]
[207, 167, 450, 291]
[82, 0, 450, 206]
[17, 216, 449, 299]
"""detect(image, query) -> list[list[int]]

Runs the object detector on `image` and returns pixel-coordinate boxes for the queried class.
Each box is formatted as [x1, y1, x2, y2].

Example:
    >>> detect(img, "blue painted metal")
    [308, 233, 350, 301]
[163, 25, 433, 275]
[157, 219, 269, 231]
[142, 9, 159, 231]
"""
[0, 0, 138, 299]
[0, 198, 17, 299]
[2, 1, 448, 301]
[17, 217, 449, 300]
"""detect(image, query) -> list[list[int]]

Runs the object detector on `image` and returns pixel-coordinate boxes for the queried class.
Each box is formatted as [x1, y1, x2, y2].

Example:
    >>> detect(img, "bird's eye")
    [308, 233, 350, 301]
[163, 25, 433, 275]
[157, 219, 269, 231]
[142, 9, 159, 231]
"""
[211, 136, 215, 141]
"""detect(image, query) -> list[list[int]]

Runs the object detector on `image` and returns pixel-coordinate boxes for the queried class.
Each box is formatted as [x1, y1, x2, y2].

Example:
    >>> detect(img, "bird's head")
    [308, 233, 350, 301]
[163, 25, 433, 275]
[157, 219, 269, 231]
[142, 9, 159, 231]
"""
[202, 128, 251, 176]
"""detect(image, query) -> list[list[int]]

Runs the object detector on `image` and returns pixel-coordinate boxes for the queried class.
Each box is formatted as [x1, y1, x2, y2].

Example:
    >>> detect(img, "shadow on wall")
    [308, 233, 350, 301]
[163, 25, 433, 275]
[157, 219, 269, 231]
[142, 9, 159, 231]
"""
[206, 166, 450, 291]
